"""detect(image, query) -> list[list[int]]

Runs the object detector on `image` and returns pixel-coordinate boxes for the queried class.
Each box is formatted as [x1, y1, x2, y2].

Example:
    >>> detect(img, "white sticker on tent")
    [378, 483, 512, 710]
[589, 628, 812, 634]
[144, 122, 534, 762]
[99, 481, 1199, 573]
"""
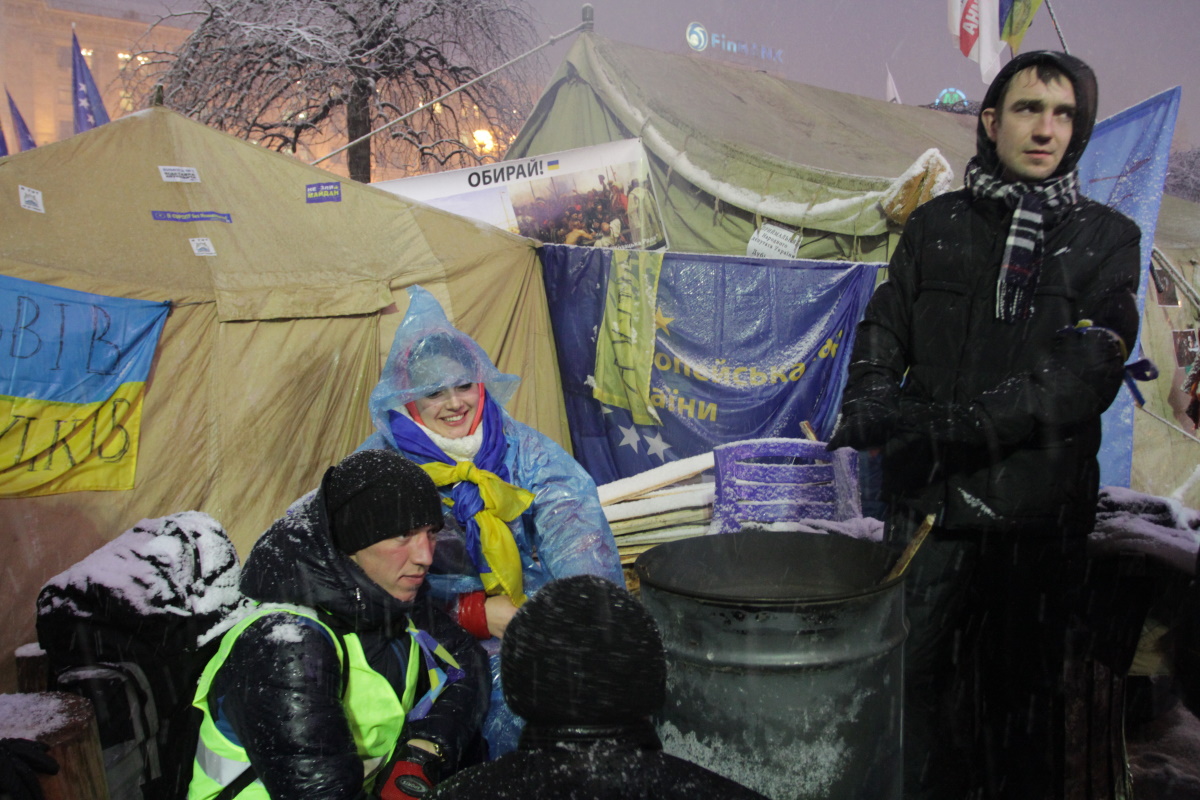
[747, 222, 802, 260]
[160, 166, 201, 183]
[190, 238, 217, 256]
[19, 185, 45, 213]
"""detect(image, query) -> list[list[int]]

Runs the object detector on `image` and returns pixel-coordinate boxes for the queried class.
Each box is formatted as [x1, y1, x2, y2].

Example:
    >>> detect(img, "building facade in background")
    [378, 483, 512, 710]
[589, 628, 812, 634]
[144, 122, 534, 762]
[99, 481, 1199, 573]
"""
[0, 0, 191, 146]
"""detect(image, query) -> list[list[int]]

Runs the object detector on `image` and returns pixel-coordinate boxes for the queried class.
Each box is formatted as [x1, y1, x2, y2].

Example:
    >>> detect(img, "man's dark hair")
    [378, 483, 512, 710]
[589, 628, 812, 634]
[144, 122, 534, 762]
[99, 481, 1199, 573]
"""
[989, 62, 1072, 118]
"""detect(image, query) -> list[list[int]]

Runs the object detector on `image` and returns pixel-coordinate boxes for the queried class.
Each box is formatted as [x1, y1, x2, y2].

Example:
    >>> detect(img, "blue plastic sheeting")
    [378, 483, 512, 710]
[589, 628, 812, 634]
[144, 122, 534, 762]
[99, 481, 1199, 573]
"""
[1079, 87, 1181, 488]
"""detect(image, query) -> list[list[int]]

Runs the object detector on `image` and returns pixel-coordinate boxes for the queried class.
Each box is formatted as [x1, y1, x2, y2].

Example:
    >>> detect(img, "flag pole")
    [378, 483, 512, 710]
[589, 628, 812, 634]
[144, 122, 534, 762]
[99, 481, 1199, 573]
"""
[1042, 0, 1069, 54]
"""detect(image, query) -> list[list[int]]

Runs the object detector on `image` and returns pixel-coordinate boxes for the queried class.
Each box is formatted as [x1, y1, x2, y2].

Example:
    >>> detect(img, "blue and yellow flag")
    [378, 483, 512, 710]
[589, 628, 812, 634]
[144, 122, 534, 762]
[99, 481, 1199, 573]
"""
[1079, 87, 1181, 490]
[593, 250, 664, 426]
[999, 0, 1043, 53]
[1, 276, 169, 496]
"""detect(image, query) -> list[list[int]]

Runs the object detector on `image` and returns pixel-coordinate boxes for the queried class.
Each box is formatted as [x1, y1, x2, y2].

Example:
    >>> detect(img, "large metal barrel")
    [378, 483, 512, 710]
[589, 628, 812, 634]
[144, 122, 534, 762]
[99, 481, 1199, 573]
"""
[635, 529, 905, 800]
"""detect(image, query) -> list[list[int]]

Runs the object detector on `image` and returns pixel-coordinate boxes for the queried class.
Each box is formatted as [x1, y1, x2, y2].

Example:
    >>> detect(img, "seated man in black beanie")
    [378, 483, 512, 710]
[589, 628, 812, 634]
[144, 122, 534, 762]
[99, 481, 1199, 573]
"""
[428, 574, 768, 799]
[189, 449, 489, 800]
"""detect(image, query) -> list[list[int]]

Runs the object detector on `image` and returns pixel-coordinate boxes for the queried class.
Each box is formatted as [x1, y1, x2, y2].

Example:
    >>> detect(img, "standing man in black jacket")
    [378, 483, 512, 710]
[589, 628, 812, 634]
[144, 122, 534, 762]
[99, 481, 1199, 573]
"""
[829, 51, 1140, 800]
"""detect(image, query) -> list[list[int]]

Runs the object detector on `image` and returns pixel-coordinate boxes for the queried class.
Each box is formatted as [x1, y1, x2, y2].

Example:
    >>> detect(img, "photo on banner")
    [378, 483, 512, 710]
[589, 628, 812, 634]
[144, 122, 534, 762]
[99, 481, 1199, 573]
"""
[373, 139, 667, 250]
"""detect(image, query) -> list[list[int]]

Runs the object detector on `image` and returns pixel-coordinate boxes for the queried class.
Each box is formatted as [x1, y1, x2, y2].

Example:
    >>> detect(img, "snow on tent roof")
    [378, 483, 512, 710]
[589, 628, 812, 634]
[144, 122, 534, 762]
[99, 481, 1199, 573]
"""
[507, 33, 977, 259]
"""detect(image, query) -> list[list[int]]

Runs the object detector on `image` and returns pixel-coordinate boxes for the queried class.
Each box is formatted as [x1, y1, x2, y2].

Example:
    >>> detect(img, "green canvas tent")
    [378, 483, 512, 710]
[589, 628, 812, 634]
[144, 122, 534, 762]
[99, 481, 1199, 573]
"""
[0, 106, 564, 692]
[507, 33, 1199, 506]
[506, 33, 978, 261]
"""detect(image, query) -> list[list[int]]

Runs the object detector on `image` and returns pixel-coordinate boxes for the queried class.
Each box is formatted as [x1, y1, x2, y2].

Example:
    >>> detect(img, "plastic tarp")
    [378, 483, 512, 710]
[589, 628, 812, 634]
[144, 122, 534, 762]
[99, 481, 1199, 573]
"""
[0, 107, 565, 692]
[506, 34, 975, 261]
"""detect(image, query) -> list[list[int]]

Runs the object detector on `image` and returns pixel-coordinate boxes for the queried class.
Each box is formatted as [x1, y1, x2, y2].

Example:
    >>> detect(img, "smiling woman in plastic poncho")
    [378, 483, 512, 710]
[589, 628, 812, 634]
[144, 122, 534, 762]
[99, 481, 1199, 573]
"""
[358, 286, 624, 758]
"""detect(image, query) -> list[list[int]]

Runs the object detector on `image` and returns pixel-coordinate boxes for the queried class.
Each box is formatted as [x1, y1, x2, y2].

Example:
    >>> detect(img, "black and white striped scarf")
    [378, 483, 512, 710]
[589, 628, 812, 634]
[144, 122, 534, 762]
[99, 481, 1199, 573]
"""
[964, 158, 1079, 322]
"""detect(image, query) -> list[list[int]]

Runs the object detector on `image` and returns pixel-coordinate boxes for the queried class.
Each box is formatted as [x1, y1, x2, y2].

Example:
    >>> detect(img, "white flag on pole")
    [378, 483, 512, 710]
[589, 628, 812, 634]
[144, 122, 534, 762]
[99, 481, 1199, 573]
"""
[957, 0, 1005, 83]
[886, 66, 902, 104]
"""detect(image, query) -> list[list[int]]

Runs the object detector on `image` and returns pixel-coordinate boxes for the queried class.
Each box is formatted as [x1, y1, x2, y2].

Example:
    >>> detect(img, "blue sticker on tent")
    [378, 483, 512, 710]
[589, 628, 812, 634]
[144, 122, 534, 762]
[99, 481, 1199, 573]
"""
[151, 210, 233, 223]
[306, 182, 342, 203]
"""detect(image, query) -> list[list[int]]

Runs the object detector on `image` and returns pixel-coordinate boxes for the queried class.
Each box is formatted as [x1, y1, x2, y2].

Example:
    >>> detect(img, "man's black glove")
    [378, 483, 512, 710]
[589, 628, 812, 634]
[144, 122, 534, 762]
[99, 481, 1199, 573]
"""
[377, 743, 443, 800]
[0, 738, 59, 800]
[893, 397, 987, 446]
[826, 397, 897, 451]
[1048, 324, 1127, 387]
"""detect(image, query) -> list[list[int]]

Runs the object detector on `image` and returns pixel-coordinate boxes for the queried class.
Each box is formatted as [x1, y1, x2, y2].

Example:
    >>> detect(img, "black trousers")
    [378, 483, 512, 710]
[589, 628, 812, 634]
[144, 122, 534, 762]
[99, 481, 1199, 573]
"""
[888, 510, 1132, 800]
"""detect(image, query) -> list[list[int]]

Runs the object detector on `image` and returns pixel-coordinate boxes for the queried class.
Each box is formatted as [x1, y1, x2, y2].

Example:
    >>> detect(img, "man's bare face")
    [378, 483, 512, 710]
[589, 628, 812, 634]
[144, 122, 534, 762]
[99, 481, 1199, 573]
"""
[982, 68, 1076, 183]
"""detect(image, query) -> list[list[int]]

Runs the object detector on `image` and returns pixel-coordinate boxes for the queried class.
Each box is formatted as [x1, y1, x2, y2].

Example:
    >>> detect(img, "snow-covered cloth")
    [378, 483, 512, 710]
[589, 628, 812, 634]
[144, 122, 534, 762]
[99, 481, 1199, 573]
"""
[357, 286, 624, 757]
[38, 511, 248, 648]
[36, 511, 251, 799]
[1090, 486, 1200, 576]
[199, 483, 489, 798]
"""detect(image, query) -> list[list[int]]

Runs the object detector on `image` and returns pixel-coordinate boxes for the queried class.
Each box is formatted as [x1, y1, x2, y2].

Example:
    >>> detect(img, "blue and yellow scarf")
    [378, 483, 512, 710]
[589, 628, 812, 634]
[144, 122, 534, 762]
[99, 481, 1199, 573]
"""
[388, 395, 533, 605]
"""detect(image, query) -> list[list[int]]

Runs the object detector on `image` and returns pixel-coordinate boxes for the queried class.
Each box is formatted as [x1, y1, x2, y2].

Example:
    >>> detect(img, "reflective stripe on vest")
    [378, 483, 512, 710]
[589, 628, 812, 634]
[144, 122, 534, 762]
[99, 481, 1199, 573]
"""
[187, 607, 418, 800]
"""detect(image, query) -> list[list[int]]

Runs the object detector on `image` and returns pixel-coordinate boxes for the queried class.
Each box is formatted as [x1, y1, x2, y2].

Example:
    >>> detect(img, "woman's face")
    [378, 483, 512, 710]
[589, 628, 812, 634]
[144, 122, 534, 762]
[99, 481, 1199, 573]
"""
[414, 382, 481, 439]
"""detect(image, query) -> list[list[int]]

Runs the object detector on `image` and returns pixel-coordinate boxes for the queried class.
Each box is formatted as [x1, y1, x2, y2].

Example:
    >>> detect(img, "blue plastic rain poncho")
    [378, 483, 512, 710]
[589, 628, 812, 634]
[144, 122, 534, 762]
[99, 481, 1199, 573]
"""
[358, 286, 624, 757]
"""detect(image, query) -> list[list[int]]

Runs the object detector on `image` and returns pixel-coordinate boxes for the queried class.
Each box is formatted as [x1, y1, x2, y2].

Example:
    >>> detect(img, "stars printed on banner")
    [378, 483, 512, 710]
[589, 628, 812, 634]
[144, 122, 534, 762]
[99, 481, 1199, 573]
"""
[643, 431, 670, 460]
[654, 306, 674, 336]
[616, 423, 672, 461]
[77, 83, 95, 125]
[618, 424, 641, 452]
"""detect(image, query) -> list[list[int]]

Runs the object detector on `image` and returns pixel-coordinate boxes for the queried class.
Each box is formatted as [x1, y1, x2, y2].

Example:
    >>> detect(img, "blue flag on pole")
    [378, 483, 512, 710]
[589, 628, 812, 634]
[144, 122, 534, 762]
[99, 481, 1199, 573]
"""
[6, 90, 36, 151]
[540, 245, 877, 484]
[1077, 86, 1181, 488]
[72, 31, 110, 134]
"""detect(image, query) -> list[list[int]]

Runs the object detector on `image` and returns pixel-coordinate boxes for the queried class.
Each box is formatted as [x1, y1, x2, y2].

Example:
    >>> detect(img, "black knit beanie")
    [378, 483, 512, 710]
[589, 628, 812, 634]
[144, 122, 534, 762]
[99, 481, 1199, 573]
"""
[321, 450, 443, 554]
[501, 574, 667, 726]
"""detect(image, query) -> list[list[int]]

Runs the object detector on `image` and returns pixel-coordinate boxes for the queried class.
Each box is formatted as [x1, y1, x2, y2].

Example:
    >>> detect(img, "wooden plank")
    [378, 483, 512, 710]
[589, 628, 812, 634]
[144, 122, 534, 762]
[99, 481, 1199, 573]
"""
[597, 452, 715, 505]
[604, 484, 715, 522]
[610, 506, 712, 536]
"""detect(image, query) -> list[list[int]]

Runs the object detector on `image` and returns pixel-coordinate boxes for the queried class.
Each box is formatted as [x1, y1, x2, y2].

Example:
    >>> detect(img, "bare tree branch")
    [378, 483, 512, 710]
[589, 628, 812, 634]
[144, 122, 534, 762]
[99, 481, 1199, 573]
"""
[127, 0, 543, 182]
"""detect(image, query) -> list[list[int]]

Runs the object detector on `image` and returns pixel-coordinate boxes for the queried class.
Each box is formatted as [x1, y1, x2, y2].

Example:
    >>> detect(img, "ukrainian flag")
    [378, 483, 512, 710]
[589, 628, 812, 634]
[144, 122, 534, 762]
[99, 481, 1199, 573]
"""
[593, 250, 664, 425]
[0, 275, 169, 496]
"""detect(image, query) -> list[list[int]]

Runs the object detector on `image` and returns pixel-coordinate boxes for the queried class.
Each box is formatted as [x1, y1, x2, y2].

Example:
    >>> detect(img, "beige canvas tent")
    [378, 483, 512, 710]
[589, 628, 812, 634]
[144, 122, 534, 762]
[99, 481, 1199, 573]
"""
[506, 33, 979, 261]
[1133, 194, 1200, 507]
[0, 106, 565, 692]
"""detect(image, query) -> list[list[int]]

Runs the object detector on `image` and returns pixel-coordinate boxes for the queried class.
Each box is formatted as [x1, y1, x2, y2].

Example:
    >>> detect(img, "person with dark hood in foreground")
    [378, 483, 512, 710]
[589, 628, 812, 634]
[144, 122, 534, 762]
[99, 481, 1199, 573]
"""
[188, 450, 489, 800]
[427, 575, 769, 800]
[828, 51, 1140, 800]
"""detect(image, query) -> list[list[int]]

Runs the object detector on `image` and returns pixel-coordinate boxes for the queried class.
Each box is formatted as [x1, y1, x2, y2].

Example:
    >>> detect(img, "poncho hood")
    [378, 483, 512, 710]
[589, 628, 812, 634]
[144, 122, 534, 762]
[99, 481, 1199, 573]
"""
[368, 286, 520, 441]
[975, 50, 1098, 179]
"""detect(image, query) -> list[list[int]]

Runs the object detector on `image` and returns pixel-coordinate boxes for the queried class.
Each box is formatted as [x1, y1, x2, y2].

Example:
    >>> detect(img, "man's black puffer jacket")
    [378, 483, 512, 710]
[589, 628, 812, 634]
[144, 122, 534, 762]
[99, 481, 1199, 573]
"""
[848, 188, 1140, 532]
[207, 486, 489, 799]
[839, 50, 1141, 535]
